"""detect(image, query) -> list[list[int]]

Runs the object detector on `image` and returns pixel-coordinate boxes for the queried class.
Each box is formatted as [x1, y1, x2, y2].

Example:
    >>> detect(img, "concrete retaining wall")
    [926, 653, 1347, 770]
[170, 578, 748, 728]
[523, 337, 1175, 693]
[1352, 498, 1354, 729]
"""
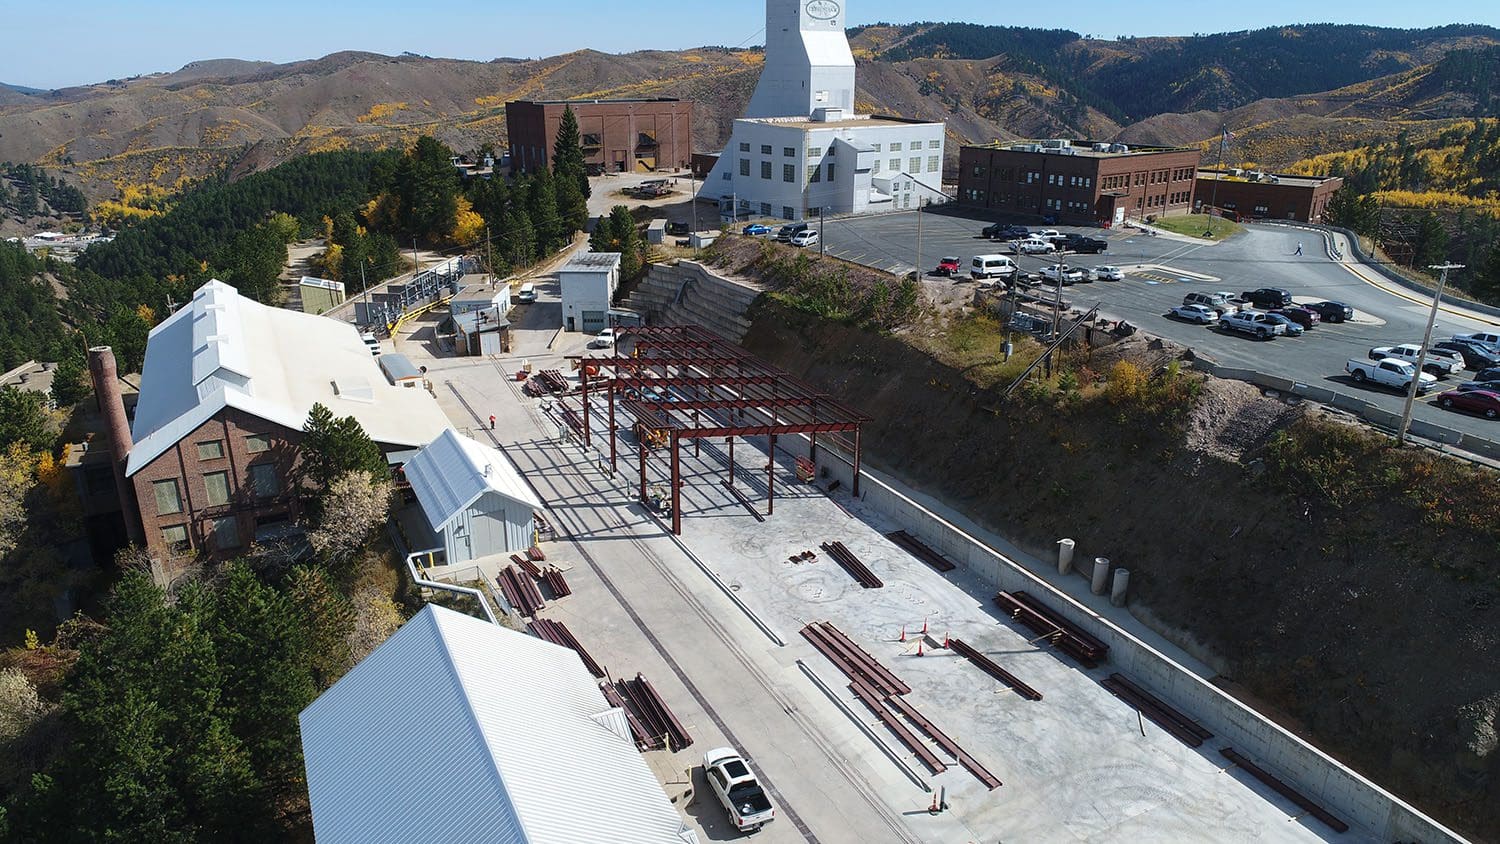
[624, 260, 763, 343]
[775, 430, 1466, 843]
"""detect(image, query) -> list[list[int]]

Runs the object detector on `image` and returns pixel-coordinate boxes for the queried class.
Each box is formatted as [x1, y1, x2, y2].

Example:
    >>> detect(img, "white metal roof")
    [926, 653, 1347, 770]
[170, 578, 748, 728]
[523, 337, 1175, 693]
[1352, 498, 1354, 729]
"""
[300, 605, 697, 844]
[404, 428, 544, 532]
[561, 252, 621, 272]
[126, 280, 451, 476]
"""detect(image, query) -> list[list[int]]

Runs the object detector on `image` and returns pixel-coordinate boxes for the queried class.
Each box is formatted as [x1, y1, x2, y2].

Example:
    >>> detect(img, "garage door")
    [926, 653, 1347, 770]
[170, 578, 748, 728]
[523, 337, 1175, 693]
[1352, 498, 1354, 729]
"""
[581, 310, 608, 333]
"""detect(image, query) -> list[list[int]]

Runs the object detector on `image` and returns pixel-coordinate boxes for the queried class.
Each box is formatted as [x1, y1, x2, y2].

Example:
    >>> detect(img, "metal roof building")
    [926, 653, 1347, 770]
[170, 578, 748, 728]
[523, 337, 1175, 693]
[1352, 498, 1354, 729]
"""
[300, 604, 699, 844]
[403, 428, 544, 564]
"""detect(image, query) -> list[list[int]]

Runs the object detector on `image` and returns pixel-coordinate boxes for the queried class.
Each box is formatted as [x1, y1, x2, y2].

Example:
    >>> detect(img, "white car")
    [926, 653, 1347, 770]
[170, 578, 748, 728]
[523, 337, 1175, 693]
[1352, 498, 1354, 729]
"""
[1171, 304, 1220, 324]
[1010, 237, 1056, 255]
[1039, 265, 1086, 285]
[1034, 229, 1063, 241]
[789, 229, 820, 247]
[589, 328, 616, 349]
[1092, 265, 1124, 281]
[703, 747, 775, 833]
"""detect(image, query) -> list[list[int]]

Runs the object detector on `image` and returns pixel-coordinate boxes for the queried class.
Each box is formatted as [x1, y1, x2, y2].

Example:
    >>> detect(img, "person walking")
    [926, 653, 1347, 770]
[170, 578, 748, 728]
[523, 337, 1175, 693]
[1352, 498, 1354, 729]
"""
[489, 414, 496, 430]
[1294, 242, 1304, 256]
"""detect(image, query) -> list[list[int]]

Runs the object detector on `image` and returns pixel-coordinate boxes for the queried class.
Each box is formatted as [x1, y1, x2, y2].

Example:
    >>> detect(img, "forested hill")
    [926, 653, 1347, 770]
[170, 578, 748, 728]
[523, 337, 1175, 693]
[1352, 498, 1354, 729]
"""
[849, 22, 1500, 122]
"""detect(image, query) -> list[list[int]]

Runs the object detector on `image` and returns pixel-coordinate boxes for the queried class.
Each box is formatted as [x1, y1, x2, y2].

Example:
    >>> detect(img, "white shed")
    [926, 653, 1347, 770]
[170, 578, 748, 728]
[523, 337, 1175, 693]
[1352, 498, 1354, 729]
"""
[299, 604, 700, 844]
[559, 252, 621, 334]
[403, 428, 543, 564]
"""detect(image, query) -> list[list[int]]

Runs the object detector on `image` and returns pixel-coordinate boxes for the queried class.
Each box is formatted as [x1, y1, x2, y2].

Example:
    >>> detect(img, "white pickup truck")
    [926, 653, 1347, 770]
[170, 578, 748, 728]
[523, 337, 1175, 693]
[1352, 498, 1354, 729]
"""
[1346, 357, 1438, 393]
[1368, 343, 1464, 377]
[1218, 310, 1287, 339]
[703, 747, 775, 834]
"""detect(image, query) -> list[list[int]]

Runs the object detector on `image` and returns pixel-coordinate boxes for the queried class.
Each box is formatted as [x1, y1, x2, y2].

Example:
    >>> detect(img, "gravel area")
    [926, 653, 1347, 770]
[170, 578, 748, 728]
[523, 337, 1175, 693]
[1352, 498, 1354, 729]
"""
[1185, 378, 1302, 462]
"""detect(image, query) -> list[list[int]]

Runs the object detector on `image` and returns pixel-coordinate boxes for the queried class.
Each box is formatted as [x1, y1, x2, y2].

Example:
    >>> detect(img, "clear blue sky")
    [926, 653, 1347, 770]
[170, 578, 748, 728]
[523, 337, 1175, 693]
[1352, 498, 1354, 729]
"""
[3, 0, 1497, 89]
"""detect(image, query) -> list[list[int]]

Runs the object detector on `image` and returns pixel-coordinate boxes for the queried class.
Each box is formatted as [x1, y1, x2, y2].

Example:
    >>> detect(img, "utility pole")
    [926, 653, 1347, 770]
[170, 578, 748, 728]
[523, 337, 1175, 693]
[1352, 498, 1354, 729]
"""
[412, 238, 420, 276]
[1397, 263, 1464, 446]
[1206, 126, 1228, 237]
[486, 225, 495, 289]
[819, 206, 826, 256]
[914, 197, 923, 280]
[690, 171, 698, 233]
[1048, 248, 1072, 377]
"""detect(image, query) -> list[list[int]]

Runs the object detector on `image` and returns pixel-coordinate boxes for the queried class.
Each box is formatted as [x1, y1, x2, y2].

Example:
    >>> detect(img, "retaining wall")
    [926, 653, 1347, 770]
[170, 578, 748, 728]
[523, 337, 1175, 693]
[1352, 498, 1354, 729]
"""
[624, 260, 763, 342]
[785, 430, 1467, 843]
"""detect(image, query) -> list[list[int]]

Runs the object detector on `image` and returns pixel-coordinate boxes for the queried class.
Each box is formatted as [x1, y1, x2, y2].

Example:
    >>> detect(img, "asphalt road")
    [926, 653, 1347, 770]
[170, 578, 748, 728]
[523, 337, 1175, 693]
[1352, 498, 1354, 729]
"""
[809, 208, 1500, 442]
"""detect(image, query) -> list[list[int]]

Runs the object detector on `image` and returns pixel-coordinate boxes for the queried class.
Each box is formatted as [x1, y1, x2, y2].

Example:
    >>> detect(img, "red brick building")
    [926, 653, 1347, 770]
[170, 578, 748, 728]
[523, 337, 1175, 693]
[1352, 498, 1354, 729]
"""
[1194, 169, 1344, 223]
[93, 281, 451, 577]
[506, 98, 694, 175]
[958, 140, 1202, 226]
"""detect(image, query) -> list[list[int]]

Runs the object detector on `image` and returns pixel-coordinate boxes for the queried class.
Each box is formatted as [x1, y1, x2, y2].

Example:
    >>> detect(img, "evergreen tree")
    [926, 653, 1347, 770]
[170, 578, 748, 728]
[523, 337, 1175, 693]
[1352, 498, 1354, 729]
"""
[298, 402, 388, 491]
[286, 565, 355, 691]
[608, 205, 645, 281]
[500, 207, 537, 269]
[395, 136, 460, 245]
[1412, 213, 1450, 269]
[552, 105, 592, 200]
[555, 171, 589, 236]
[0, 387, 51, 452]
[588, 214, 618, 254]
[527, 168, 565, 256]
[49, 352, 89, 407]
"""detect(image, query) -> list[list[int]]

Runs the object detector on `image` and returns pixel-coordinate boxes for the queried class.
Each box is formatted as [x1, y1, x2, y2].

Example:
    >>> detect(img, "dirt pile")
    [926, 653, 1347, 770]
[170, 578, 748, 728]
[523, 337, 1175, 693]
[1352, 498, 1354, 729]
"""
[741, 299, 1500, 841]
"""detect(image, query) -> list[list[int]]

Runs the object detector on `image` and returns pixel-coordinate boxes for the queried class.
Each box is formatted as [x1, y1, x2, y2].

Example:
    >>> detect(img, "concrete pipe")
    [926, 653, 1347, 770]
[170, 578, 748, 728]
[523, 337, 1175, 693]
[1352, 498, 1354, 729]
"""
[1111, 568, 1131, 607]
[1091, 557, 1111, 595]
[1057, 538, 1076, 575]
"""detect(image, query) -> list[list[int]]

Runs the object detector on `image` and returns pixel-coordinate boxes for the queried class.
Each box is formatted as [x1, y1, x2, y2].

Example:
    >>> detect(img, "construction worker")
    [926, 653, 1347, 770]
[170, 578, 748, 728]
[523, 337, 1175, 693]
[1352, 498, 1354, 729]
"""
[489, 414, 496, 430]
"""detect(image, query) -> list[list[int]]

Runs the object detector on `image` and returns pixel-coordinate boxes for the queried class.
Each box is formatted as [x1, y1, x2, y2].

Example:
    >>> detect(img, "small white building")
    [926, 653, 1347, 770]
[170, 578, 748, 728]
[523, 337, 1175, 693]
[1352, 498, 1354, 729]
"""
[451, 280, 512, 318]
[403, 428, 542, 565]
[299, 604, 700, 844]
[559, 252, 621, 334]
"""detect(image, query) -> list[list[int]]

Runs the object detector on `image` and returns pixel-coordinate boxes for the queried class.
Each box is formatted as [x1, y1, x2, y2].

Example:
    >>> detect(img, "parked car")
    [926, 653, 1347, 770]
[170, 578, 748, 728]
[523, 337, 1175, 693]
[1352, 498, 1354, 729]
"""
[933, 256, 962, 277]
[589, 328, 616, 349]
[776, 222, 809, 242]
[1272, 305, 1321, 328]
[703, 747, 776, 834]
[1182, 291, 1237, 316]
[970, 254, 1018, 280]
[982, 223, 1029, 240]
[1457, 368, 1500, 392]
[516, 282, 537, 303]
[1305, 300, 1354, 323]
[1010, 237, 1056, 255]
[1058, 233, 1108, 253]
[1039, 265, 1087, 285]
[1263, 313, 1305, 336]
[789, 229, 820, 247]
[1091, 265, 1124, 281]
[1435, 339, 1500, 370]
[1347, 358, 1437, 393]
[1219, 310, 1286, 338]
[1034, 229, 1063, 241]
[743, 223, 773, 236]
[1368, 344, 1464, 377]
[1452, 331, 1500, 352]
[1240, 287, 1293, 309]
[1436, 389, 1500, 419]
[1170, 304, 1220, 324]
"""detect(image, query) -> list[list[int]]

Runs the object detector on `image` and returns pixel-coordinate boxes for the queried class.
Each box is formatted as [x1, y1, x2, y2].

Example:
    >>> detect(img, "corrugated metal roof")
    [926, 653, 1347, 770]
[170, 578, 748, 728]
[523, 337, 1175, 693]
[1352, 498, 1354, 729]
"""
[127, 280, 450, 476]
[561, 252, 621, 272]
[300, 605, 697, 844]
[404, 428, 544, 532]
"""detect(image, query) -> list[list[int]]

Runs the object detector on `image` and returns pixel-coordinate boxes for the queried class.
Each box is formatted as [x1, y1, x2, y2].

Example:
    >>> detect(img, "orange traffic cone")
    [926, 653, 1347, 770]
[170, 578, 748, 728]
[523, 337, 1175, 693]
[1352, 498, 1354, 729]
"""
[942, 631, 951, 649]
[899, 624, 906, 642]
[916, 639, 925, 657]
[921, 617, 929, 636]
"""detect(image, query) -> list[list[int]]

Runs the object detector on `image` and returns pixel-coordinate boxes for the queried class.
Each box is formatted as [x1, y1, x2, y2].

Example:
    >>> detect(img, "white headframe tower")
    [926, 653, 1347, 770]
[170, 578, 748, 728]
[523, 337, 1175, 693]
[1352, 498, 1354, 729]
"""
[744, 0, 856, 119]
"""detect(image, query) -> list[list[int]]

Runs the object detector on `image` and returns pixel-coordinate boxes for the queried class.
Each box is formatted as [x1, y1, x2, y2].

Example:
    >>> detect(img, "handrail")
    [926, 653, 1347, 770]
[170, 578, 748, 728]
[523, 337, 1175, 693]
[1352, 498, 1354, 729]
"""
[404, 548, 500, 625]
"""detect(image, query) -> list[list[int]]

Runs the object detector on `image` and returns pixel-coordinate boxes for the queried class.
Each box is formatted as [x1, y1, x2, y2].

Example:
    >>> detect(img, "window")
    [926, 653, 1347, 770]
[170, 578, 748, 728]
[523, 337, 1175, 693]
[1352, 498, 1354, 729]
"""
[197, 440, 224, 461]
[809, 165, 821, 183]
[928, 156, 939, 172]
[890, 142, 903, 152]
[760, 144, 772, 155]
[807, 147, 822, 158]
[213, 517, 241, 550]
[964, 188, 985, 202]
[1025, 171, 1039, 184]
[582, 133, 602, 148]
[889, 159, 899, 173]
[739, 142, 750, 152]
[782, 206, 795, 220]
[784, 147, 796, 157]
[826, 145, 835, 156]
[761, 161, 772, 180]
[783, 164, 796, 182]
[153, 479, 183, 516]
[204, 471, 231, 507]
[872, 143, 882, 152]
[1254, 204, 1269, 216]
[971, 165, 985, 177]
[248, 464, 279, 499]
[162, 524, 190, 554]
[759, 202, 771, 216]
[740, 159, 750, 177]
[872, 160, 881, 174]
[929, 140, 941, 149]
[245, 434, 271, 454]
[1047, 174, 1058, 185]
[907, 157, 919, 173]
[827, 163, 836, 181]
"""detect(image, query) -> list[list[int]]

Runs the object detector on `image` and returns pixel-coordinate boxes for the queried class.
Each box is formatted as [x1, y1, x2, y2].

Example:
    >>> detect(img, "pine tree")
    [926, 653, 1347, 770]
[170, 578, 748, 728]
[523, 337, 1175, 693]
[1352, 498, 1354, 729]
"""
[555, 173, 589, 236]
[527, 168, 565, 256]
[298, 402, 388, 492]
[501, 207, 537, 269]
[49, 353, 89, 407]
[552, 105, 591, 200]
[286, 565, 355, 690]
[588, 214, 618, 254]
[608, 205, 644, 281]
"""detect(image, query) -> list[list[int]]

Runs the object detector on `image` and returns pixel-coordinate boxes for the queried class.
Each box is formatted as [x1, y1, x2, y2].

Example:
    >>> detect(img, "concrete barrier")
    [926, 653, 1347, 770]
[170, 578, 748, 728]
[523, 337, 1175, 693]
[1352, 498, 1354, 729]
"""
[789, 432, 1468, 843]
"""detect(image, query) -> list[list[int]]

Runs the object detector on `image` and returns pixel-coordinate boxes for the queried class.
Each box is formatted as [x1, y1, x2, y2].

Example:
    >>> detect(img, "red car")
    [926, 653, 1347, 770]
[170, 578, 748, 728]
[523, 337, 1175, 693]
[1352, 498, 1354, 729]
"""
[1437, 389, 1500, 419]
[934, 256, 962, 277]
[1272, 305, 1322, 328]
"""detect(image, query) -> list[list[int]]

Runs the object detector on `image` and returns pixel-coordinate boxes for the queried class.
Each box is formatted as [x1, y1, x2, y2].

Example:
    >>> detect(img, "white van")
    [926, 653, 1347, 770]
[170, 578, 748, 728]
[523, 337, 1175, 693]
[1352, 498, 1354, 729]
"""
[971, 255, 1018, 280]
[516, 282, 537, 303]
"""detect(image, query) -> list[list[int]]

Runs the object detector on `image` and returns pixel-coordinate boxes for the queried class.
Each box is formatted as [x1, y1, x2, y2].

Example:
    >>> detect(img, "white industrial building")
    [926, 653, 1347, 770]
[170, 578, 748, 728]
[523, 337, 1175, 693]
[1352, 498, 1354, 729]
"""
[402, 428, 543, 565]
[560, 252, 621, 334]
[299, 604, 700, 844]
[700, 0, 948, 221]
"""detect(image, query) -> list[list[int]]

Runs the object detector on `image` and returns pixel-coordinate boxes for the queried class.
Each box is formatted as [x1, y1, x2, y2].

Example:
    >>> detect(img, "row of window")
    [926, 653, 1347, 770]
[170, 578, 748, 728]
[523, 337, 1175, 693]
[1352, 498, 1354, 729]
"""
[194, 433, 271, 462]
[1043, 198, 1093, 211]
[160, 516, 241, 555]
[1043, 173, 1094, 189]
[152, 461, 280, 517]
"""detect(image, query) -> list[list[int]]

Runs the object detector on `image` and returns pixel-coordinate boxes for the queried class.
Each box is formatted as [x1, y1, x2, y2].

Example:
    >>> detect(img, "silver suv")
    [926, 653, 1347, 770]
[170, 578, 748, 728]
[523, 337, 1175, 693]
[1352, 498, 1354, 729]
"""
[1182, 291, 1236, 315]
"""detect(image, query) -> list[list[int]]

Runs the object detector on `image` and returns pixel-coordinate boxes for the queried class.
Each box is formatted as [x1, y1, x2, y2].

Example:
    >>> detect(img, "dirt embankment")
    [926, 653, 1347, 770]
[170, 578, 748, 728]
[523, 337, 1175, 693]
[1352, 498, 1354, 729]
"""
[741, 300, 1500, 841]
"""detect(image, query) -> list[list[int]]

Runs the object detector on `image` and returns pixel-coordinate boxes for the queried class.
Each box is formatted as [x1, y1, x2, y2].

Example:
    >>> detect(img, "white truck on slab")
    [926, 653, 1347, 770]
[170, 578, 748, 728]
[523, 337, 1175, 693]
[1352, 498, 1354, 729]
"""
[703, 747, 775, 834]
[1346, 357, 1438, 393]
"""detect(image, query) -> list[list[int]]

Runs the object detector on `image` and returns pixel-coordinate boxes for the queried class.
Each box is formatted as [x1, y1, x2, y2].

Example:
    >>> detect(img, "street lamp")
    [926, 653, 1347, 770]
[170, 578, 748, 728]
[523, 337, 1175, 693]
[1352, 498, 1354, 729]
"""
[1396, 262, 1464, 446]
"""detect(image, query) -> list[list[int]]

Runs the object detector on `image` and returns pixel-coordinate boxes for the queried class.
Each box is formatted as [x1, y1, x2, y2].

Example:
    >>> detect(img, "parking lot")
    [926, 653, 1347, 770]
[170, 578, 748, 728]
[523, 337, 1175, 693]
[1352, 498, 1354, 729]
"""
[811, 208, 1500, 443]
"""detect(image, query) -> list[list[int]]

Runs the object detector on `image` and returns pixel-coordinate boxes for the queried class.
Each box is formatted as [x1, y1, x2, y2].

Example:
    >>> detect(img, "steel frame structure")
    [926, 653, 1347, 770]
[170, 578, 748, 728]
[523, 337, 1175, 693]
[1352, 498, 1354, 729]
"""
[572, 325, 868, 534]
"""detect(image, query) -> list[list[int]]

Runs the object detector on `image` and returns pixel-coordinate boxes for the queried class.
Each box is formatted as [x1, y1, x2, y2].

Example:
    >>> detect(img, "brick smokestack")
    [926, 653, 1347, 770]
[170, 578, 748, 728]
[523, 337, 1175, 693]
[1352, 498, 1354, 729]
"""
[87, 347, 144, 545]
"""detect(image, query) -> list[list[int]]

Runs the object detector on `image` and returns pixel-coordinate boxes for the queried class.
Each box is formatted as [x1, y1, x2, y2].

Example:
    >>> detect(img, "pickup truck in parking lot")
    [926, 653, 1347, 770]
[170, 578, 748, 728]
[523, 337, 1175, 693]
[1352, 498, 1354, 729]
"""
[1058, 233, 1109, 253]
[1218, 310, 1287, 338]
[1240, 287, 1293, 309]
[1347, 358, 1438, 393]
[1368, 344, 1464, 377]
